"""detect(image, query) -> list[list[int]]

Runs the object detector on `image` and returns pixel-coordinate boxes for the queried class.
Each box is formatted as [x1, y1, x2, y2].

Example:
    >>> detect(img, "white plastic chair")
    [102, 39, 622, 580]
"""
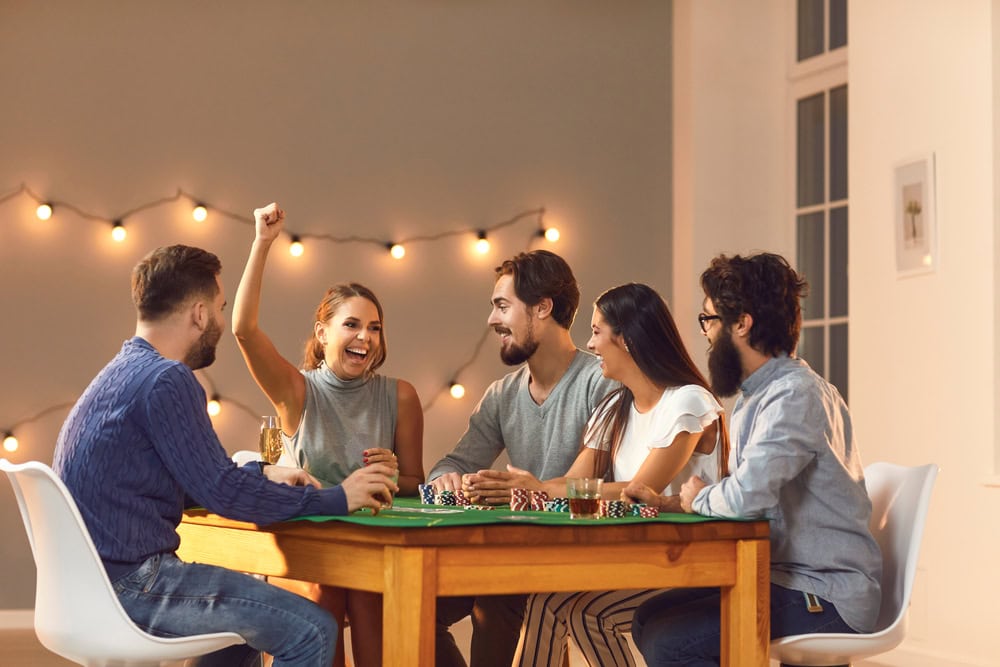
[1, 458, 245, 666]
[770, 461, 939, 667]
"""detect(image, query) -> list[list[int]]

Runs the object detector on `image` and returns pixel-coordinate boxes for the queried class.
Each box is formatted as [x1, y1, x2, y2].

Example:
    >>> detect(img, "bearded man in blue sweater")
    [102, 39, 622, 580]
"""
[54, 244, 397, 667]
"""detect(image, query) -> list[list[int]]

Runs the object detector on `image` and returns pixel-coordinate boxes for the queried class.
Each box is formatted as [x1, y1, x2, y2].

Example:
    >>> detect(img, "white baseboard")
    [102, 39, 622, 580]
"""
[0, 609, 33, 630]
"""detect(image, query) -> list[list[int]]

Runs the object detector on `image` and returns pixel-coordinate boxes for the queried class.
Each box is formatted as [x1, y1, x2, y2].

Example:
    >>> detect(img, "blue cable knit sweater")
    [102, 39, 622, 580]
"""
[54, 337, 347, 581]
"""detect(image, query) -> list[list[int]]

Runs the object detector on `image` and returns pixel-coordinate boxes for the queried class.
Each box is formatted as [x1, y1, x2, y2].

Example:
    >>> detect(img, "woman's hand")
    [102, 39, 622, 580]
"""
[363, 448, 398, 474]
[252, 202, 285, 243]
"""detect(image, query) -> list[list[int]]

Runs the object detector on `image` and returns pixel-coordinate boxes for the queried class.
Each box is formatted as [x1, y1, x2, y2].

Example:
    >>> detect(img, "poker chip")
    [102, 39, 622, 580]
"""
[454, 489, 472, 506]
[465, 504, 494, 511]
[630, 502, 647, 517]
[607, 500, 628, 518]
[437, 490, 457, 506]
[510, 488, 531, 512]
[543, 499, 569, 512]
[599, 500, 610, 518]
[418, 483, 435, 505]
[530, 490, 549, 512]
[639, 506, 660, 518]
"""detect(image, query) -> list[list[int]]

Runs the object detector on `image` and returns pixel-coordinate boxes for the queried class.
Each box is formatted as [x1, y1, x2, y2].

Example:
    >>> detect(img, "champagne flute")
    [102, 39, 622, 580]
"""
[258, 416, 283, 464]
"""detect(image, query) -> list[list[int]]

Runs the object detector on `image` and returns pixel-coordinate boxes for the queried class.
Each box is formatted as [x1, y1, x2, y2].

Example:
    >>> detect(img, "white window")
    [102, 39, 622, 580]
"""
[790, 0, 848, 400]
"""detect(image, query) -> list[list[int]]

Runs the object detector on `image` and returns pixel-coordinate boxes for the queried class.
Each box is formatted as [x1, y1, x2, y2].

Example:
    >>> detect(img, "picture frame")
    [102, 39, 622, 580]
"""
[894, 153, 936, 277]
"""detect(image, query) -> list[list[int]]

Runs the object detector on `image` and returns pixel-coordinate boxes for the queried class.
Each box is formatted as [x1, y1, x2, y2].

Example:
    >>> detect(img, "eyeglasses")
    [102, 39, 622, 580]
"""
[697, 313, 721, 333]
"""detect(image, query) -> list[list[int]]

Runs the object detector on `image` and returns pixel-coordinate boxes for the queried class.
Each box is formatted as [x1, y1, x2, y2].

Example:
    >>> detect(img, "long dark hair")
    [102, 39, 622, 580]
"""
[587, 283, 729, 483]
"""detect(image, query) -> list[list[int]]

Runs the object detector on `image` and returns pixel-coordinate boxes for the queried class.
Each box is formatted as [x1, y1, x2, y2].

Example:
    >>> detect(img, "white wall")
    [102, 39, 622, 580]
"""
[675, 1, 1000, 666]
[0, 0, 673, 609]
[672, 0, 790, 363]
[850, 2, 999, 664]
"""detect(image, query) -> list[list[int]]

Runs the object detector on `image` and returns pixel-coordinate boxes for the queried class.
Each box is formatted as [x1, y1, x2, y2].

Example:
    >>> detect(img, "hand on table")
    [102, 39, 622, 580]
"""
[430, 472, 463, 493]
[463, 465, 541, 505]
[679, 475, 708, 513]
[342, 463, 398, 515]
[263, 465, 323, 489]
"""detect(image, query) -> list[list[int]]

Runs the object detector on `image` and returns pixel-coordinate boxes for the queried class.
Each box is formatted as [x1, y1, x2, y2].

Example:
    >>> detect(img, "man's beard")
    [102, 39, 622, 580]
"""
[498, 319, 539, 366]
[707, 327, 743, 398]
[185, 316, 222, 370]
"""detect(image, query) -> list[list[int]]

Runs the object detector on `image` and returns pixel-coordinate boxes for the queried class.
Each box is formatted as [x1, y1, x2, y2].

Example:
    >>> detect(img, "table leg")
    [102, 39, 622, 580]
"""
[720, 538, 770, 666]
[383, 546, 437, 666]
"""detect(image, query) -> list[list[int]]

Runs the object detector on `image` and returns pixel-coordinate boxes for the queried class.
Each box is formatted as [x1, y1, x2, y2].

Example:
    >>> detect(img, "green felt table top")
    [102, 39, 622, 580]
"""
[293, 496, 724, 528]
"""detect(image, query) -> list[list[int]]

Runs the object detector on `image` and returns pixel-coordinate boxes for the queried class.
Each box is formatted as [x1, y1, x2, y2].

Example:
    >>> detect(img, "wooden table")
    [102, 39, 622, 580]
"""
[177, 509, 770, 665]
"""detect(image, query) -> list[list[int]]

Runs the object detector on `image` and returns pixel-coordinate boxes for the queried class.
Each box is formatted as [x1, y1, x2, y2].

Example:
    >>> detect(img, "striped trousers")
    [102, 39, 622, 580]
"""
[514, 589, 661, 666]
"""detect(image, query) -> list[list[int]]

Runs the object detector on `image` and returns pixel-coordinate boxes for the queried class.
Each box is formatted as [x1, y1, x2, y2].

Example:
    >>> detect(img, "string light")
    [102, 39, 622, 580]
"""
[474, 231, 490, 255]
[0, 184, 565, 448]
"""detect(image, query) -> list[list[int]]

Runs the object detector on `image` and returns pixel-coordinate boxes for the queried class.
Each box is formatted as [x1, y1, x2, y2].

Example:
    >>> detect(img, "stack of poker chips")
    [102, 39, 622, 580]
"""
[510, 488, 531, 511]
[530, 490, 549, 511]
[543, 498, 570, 512]
[629, 502, 648, 517]
[606, 500, 629, 518]
[418, 483, 435, 504]
[638, 505, 660, 518]
[437, 489, 458, 506]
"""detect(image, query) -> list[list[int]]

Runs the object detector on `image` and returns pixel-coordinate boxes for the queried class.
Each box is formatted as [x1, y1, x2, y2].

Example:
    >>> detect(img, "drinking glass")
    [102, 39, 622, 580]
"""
[258, 415, 283, 464]
[566, 478, 603, 519]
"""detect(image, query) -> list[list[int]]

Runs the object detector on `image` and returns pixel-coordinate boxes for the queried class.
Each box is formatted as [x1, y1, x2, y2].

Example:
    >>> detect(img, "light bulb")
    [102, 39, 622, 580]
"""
[3, 434, 17, 452]
[36, 203, 53, 220]
[544, 227, 560, 242]
[192, 205, 208, 222]
[289, 236, 304, 257]
[207, 397, 221, 417]
[449, 382, 466, 399]
[474, 232, 490, 255]
[389, 243, 406, 260]
[111, 221, 127, 242]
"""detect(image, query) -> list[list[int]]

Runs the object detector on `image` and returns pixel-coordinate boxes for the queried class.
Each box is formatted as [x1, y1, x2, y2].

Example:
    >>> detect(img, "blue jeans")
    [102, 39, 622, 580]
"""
[112, 553, 337, 667]
[632, 584, 858, 667]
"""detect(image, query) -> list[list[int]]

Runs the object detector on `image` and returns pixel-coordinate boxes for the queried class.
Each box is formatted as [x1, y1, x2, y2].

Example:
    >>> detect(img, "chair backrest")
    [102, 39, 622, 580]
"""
[0, 458, 236, 664]
[864, 462, 938, 632]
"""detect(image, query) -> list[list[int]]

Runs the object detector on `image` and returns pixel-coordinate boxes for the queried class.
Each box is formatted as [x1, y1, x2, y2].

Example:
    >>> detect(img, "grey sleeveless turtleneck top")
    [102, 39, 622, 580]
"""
[281, 362, 398, 487]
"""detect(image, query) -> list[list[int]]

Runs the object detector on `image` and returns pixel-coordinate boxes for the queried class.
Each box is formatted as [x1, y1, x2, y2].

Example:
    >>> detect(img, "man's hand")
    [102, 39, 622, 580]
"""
[263, 465, 322, 489]
[430, 472, 463, 493]
[252, 202, 285, 243]
[679, 475, 708, 513]
[463, 465, 539, 505]
[341, 463, 398, 514]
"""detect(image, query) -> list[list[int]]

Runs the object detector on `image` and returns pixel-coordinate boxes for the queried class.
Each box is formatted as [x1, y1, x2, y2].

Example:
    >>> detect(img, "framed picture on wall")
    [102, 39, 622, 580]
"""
[894, 153, 936, 277]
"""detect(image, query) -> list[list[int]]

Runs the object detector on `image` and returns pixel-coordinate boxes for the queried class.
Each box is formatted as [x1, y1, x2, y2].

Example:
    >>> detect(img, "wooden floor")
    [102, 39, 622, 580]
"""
[5, 628, 79, 666]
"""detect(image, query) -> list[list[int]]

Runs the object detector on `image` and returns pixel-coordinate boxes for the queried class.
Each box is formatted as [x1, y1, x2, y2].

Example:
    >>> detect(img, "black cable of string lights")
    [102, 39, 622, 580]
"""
[0, 183, 560, 449]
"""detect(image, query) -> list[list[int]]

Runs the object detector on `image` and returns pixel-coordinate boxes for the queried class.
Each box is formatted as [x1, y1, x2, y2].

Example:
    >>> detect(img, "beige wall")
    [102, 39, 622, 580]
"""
[0, 0, 673, 609]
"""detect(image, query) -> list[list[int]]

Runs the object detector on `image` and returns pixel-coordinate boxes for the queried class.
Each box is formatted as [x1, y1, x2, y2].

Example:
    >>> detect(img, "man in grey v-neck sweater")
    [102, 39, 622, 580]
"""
[428, 250, 615, 667]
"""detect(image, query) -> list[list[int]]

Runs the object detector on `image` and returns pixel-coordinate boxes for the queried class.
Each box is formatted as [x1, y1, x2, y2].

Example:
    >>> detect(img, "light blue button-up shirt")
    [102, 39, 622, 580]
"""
[693, 354, 882, 632]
